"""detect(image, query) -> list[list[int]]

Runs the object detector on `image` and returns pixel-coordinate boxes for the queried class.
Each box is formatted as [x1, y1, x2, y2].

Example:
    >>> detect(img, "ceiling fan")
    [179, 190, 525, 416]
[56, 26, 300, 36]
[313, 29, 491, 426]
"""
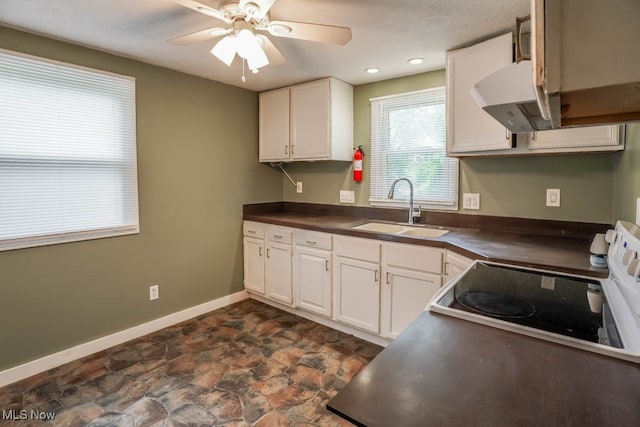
[170, 0, 352, 78]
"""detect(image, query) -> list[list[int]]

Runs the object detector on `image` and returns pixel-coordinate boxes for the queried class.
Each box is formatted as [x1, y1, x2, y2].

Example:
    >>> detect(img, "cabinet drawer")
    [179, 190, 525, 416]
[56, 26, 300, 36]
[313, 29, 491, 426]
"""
[267, 226, 293, 244]
[383, 242, 444, 274]
[295, 230, 332, 250]
[243, 221, 265, 239]
[334, 235, 380, 263]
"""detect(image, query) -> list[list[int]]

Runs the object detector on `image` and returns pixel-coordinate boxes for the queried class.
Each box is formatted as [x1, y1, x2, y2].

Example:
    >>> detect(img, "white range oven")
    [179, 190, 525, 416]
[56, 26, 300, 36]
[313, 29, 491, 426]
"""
[429, 220, 640, 363]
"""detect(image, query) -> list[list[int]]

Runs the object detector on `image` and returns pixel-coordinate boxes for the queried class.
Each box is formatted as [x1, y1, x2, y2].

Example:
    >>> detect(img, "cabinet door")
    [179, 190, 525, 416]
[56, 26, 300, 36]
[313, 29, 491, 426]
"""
[528, 125, 623, 151]
[265, 242, 293, 305]
[447, 33, 513, 154]
[333, 255, 380, 333]
[445, 252, 474, 284]
[294, 247, 332, 317]
[259, 88, 290, 162]
[381, 266, 442, 339]
[243, 236, 265, 294]
[290, 79, 330, 160]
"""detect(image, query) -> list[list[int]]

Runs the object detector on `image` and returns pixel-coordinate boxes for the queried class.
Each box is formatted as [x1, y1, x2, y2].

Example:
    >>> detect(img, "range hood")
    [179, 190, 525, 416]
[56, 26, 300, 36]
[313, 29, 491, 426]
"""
[470, 60, 555, 134]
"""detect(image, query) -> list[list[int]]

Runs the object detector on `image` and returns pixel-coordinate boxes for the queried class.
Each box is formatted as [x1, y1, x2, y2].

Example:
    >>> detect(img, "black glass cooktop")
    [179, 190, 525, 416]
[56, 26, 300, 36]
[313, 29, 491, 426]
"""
[434, 262, 622, 348]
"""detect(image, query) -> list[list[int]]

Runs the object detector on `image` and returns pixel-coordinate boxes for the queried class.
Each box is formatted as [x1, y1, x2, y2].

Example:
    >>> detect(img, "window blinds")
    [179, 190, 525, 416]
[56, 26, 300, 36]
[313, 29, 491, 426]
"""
[0, 49, 139, 251]
[369, 87, 458, 210]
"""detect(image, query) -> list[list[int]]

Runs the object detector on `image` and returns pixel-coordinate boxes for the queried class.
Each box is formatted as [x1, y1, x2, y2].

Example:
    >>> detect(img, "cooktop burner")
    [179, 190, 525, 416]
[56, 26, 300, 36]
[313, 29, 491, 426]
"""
[456, 290, 536, 319]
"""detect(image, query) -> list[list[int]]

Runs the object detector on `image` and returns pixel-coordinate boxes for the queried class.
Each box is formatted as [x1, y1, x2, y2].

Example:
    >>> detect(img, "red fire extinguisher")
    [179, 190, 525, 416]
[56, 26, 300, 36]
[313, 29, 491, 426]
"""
[353, 146, 364, 182]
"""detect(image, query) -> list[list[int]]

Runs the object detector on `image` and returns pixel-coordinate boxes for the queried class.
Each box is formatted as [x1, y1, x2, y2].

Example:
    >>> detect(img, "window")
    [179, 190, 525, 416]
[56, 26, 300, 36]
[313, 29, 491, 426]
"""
[0, 49, 139, 251]
[369, 87, 458, 210]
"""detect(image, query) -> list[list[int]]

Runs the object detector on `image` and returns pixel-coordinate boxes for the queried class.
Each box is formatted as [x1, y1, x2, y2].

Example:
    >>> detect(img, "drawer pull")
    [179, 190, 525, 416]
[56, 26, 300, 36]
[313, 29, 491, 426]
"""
[306, 240, 317, 245]
[374, 270, 379, 282]
[386, 272, 391, 284]
[273, 234, 283, 239]
[248, 230, 256, 234]
[325, 260, 329, 271]
[259, 247, 262, 256]
[266, 248, 270, 258]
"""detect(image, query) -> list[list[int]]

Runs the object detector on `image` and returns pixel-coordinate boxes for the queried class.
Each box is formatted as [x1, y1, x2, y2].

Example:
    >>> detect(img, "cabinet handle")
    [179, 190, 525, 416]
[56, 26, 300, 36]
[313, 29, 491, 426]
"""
[505, 128, 511, 141]
[284, 145, 288, 155]
[386, 272, 391, 284]
[292, 145, 295, 155]
[273, 234, 283, 239]
[306, 240, 317, 245]
[325, 260, 329, 271]
[374, 270, 379, 282]
[266, 248, 270, 258]
[259, 247, 262, 256]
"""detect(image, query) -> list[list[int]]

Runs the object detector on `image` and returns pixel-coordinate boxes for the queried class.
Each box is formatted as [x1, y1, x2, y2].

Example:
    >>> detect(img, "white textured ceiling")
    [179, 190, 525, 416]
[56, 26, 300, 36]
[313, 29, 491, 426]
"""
[0, 0, 530, 91]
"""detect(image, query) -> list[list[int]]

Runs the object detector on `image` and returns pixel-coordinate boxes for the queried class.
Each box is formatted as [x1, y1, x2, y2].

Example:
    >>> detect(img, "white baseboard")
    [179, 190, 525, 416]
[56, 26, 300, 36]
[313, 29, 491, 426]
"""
[0, 290, 249, 388]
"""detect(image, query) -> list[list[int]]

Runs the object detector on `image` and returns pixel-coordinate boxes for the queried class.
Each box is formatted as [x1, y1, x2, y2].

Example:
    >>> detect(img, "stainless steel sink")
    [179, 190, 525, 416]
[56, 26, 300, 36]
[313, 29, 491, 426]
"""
[352, 222, 449, 238]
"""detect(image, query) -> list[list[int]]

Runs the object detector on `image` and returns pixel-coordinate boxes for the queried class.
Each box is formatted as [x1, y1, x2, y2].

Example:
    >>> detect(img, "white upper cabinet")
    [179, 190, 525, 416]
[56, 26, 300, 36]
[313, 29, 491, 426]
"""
[258, 77, 353, 162]
[528, 125, 624, 152]
[446, 33, 513, 155]
[259, 88, 290, 162]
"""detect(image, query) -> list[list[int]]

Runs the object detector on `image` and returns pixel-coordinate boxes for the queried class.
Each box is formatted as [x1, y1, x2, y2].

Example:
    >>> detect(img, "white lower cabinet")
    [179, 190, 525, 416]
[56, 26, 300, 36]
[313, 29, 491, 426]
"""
[380, 266, 441, 339]
[243, 221, 469, 343]
[265, 241, 293, 305]
[293, 229, 333, 317]
[333, 236, 381, 333]
[243, 236, 265, 294]
[333, 256, 381, 333]
[445, 251, 474, 284]
[380, 243, 444, 339]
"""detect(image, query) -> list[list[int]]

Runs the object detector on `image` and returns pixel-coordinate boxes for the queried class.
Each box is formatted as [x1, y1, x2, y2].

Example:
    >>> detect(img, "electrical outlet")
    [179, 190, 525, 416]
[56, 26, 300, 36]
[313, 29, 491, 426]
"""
[462, 193, 480, 210]
[340, 190, 355, 203]
[296, 182, 303, 193]
[636, 197, 640, 225]
[149, 285, 159, 301]
[546, 189, 560, 207]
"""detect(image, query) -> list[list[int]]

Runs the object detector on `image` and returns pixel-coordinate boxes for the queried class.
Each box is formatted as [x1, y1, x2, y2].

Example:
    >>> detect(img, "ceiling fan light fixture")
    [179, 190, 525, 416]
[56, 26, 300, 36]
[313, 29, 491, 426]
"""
[408, 57, 424, 65]
[365, 67, 380, 74]
[237, 29, 269, 69]
[211, 35, 238, 66]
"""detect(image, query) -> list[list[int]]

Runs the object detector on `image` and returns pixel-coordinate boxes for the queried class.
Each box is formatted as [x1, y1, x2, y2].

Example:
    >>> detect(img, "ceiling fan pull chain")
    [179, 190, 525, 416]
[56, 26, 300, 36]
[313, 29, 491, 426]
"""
[242, 58, 246, 83]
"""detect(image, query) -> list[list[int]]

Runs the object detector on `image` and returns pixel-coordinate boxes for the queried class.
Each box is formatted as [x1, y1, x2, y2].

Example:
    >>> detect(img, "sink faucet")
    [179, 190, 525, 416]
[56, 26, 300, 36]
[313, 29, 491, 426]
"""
[387, 178, 421, 224]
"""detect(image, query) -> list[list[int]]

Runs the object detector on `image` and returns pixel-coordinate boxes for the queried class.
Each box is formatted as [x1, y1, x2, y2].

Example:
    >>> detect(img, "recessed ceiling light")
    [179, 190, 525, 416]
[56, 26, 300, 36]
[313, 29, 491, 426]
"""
[408, 57, 424, 65]
[365, 67, 380, 74]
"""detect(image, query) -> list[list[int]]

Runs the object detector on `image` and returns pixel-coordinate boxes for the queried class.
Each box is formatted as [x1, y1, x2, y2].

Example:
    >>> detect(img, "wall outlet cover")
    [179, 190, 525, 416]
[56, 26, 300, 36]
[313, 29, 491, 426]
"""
[462, 193, 480, 210]
[340, 190, 355, 203]
[149, 285, 159, 301]
[296, 182, 303, 194]
[546, 189, 560, 207]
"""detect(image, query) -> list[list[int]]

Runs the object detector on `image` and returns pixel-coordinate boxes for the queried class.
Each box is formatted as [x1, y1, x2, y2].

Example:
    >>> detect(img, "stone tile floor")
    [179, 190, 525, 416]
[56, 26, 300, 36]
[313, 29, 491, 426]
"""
[0, 299, 382, 426]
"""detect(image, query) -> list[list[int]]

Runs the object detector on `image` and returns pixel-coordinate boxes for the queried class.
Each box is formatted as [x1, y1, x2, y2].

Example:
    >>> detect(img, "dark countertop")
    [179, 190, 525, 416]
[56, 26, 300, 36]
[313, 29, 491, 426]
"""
[327, 311, 640, 427]
[244, 211, 609, 278]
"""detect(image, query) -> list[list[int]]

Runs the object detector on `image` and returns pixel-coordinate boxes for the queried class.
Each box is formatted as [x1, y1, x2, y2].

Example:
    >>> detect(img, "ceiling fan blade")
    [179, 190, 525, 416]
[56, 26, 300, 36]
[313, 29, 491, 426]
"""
[176, 0, 233, 24]
[240, 0, 276, 20]
[258, 36, 286, 66]
[168, 27, 232, 45]
[267, 20, 352, 45]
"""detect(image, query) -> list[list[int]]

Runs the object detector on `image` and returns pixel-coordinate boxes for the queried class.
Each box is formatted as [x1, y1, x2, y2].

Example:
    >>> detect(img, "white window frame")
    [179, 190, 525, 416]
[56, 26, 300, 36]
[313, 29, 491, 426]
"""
[0, 49, 139, 251]
[369, 87, 458, 211]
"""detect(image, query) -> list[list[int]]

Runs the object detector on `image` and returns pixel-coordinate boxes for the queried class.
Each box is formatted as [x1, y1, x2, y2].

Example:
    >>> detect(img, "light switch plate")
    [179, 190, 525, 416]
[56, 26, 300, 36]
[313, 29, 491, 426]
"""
[546, 189, 560, 207]
[340, 190, 355, 203]
[462, 193, 480, 210]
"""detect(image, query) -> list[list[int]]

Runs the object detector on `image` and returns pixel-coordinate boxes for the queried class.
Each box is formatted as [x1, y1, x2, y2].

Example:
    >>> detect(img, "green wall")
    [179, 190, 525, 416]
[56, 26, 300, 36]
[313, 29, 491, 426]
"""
[613, 125, 640, 222]
[0, 26, 282, 370]
[283, 70, 618, 224]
